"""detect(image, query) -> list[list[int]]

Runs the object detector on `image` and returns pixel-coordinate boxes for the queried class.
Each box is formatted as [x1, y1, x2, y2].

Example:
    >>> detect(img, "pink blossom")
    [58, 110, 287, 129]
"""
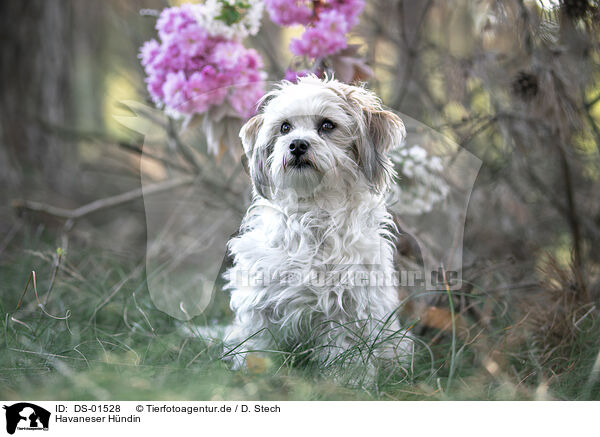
[210, 41, 247, 71]
[284, 69, 308, 82]
[156, 5, 197, 41]
[139, 39, 161, 66]
[265, 0, 366, 61]
[162, 71, 190, 113]
[139, 4, 266, 118]
[187, 68, 228, 113]
[331, 0, 364, 28]
[316, 9, 350, 34]
[290, 26, 347, 58]
[229, 80, 265, 118]
[145, 71, 166, 102]
[264, 0, 313, 26]
[177, 26, 212, 58]
[156, 41, 187, 71]
[241, 48, 264, 70]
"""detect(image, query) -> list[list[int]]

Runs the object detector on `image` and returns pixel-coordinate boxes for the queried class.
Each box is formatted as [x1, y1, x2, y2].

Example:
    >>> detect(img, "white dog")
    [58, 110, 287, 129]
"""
[223, 76, 412, 376]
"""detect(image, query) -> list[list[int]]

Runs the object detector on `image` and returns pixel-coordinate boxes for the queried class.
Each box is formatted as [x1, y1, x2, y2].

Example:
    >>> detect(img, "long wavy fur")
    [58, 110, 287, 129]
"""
[225, 76, 412, 372]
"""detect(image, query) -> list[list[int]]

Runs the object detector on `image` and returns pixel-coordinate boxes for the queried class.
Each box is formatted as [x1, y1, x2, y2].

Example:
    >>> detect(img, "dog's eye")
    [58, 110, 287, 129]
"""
[319, 119, 335, 132]
[280, 122, 292, 135]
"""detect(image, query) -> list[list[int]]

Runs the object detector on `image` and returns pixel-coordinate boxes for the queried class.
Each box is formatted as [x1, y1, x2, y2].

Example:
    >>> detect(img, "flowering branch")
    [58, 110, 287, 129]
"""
[139, 1, 266, 155]
[264, 0, 372, 82]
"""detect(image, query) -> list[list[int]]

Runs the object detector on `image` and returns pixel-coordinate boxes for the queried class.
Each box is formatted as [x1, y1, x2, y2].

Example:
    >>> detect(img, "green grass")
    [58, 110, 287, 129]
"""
[1, 229, 599, 401]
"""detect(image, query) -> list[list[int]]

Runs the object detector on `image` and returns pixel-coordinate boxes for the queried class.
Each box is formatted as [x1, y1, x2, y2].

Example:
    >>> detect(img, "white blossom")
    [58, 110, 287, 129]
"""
[387, 144, 450, 215]
[193, 0, 264, 40]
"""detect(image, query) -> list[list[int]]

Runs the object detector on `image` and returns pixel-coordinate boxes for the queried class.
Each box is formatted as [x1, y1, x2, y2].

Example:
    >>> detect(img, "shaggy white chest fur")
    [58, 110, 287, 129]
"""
[224, 76, 413, 370]
[225, 190, 402, 360]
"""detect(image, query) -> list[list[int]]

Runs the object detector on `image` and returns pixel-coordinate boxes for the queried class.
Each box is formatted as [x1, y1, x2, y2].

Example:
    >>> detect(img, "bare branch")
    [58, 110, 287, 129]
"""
[168, 117, 203, 173]
[117, 141, 192, 174]
[12, 176, 196, 220]
[556, 142, 588, 298]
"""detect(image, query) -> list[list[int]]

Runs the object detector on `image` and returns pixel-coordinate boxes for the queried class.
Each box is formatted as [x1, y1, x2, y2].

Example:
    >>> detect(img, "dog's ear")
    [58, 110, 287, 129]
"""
[249, 143, 272, 199]
[367, 109, 406, 156]
[240, 114, 272, 199]
[344, 87, 405, 193]
[240, 113, 263, 156]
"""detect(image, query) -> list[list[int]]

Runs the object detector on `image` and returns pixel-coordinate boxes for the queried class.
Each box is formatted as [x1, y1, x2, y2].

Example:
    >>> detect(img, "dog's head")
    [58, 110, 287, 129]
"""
[240, 76, 405, 200]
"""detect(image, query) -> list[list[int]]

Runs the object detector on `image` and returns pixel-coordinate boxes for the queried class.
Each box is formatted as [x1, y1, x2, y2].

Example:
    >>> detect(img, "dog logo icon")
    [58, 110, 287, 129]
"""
[3, 403, 50, 434]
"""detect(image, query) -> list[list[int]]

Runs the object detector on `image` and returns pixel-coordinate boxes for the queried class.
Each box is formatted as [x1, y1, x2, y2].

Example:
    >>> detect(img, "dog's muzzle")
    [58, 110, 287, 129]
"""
[289, 139, 310, 157]
[286, 139, 313, 169]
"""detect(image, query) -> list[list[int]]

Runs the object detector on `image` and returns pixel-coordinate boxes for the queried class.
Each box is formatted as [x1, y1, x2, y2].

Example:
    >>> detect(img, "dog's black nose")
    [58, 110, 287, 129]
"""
[289, 139, 309, 157]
